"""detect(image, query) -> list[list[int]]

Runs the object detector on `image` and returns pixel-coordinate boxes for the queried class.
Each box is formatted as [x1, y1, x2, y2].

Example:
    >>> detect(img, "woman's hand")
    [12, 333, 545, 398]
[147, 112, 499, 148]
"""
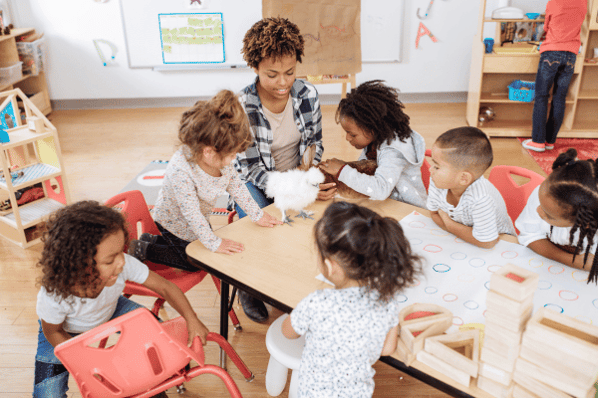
[255, 211, 283, 227]
[319, 158, 346, 176]
[216, 238, 244, 255]
[186, 316, 210, 346]
[317, 183, 337, 201]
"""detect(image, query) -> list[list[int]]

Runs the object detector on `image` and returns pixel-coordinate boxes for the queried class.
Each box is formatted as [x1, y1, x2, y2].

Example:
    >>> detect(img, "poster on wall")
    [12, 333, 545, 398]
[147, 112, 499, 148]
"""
[158, 13, 225, 64]
[263, 0, 361, 76]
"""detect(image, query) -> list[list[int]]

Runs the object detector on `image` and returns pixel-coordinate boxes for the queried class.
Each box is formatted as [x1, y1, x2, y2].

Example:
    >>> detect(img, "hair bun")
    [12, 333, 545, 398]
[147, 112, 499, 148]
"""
[552, 148, 578, 170]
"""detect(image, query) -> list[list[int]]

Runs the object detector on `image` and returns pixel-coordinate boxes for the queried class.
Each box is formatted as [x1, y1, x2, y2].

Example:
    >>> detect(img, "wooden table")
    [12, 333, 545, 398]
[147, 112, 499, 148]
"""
[187, 198, 512, 398]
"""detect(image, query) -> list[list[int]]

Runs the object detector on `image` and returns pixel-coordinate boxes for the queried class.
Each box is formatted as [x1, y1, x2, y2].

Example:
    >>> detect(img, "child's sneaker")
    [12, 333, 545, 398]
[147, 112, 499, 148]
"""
[128, 239, 149, 262]
[522, 139, 545, 152]
[139, 232, 159, 245]
[545, 143, 555, 150]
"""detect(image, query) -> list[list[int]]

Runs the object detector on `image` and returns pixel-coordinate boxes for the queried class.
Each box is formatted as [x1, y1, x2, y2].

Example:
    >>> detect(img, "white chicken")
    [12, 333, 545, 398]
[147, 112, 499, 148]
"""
[265, 167, 325, 225]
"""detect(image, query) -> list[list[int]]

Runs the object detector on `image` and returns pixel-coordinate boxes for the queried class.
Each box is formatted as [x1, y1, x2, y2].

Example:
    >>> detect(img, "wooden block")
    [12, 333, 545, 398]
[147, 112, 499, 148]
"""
[484, 319, 524, 347]
[520, 332, 598, 383]
[476, 376, 514, 398]
[483, 334, 521, 363]
[513, 371, 581, 398]
[424, 329, 480, 377]
[489, 263, 539, 302]
[485, 305, 533, 333]
[486, 290, 534, 318]
[515, 357, 596, 398]
[416, 350, 471, 388]
[399, 312, 452, 353]
[479, 361, 513, 386]
[512, 383, 541, 398]
[395, 335, 416, 366]
[480, 346, 517, 373]
[399, 303, 453, 327]
[525, 307, 598, 364]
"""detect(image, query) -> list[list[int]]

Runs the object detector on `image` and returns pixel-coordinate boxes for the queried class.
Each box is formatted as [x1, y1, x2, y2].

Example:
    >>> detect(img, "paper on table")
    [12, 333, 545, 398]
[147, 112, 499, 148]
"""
[316, 273, 335, 286]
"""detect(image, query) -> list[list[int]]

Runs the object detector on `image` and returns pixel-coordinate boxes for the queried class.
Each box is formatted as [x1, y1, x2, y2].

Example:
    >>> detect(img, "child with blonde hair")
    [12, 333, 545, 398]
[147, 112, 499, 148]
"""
[34, 201, 208, 397]
[128, 90, 281, 271]
[282, 201, 421, 397]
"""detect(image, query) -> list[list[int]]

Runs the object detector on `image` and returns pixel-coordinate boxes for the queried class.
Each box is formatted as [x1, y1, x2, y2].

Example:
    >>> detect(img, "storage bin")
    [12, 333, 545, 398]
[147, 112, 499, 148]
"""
[0, 62, 23, 86]
[508, 80, 535, 102]
[17, 38, 46, 76]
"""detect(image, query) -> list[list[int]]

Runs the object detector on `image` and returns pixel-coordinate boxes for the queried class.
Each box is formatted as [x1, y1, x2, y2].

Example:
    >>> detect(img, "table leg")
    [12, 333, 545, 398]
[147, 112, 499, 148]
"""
[220, 281, 229, 370]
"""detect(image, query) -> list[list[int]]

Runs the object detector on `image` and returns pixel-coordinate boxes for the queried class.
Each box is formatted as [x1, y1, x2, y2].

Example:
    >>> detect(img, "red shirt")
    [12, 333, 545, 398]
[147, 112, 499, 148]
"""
[540, 0, 587, 54]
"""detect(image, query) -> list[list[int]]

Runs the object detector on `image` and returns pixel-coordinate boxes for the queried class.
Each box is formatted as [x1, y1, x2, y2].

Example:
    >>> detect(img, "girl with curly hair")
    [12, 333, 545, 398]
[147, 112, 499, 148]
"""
[282, 201, 421, 397]
[516, 148, 598, 284]
[33, 201, 209, 398]
[319, 80, 428, 208]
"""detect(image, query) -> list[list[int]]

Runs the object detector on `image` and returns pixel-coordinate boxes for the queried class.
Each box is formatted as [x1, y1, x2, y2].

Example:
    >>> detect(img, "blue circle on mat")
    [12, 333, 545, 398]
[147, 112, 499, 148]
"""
[425, 286, 438, 294]
[396, 294, 408, 303]
[410, 238, 423, 245]
[544, 303, 564, 313]
[469, 258, 485, 268]
[451, 252, 467, 260]
[433, 263, 451, 273]
[537, 280, 552, 290]
[593, 299, 598, 309]
[484, 281, 491, 290]
[463, 300, 479, 310]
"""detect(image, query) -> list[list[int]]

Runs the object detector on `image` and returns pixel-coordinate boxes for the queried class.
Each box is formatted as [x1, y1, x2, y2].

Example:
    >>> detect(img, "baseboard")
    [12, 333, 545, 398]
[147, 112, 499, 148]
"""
[50, 92, 467, 110]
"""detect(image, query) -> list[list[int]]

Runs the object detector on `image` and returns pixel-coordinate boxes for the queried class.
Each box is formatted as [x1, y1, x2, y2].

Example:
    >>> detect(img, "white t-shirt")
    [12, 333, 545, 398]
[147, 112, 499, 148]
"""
[290, 287, 401, 398]
[427, 176, 516, 242]
[36, 254, 149, 334]
[516, 185, 598, 253]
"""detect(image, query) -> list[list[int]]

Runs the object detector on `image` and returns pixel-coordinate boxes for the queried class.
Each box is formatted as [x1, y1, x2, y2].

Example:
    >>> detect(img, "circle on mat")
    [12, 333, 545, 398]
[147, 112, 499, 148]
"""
[458, 274, 475, 283]
[529, 258, 543, 268]
[501, 251, 518, 259]
[451, 252, 467, 260]
[548, 265, 565, 275]
[424, 244, 442, 253]
[486, 264, 502, 273]
[408, 221, 425, 228]
[433, 263, 451, 273]
[484, 281, 490, 290]
[537, 280, 552, 290]
[396, 294, 408, 303]
[409, 238, 423, 246]
[430, 228, 449, 236]
[572, 270, 588, 282]
[424, 286, 438, 294]
[544, 303, 564, 313]
[559, 290, 579, 301]
[138, 169, 166, 187]
[594, 299, 598, 309]
[443, 293, 458, 302]
[409, 279, 421, 288]
[469, 258, 485, 268]
[463, 300, 479, 310]
[452, 316, 464, 326]
[454, 237, 465, 243]
[574, 315, 592, 324]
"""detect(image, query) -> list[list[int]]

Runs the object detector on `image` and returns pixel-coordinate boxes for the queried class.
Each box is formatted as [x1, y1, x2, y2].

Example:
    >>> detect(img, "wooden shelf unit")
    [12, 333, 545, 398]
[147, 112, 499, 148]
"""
[0, 28, 51, 115]
[0, 89, 69, 248]
[466, 0, 598, 137]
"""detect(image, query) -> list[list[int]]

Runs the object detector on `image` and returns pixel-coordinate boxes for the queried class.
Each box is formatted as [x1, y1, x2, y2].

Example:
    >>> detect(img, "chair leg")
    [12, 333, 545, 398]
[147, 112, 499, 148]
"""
[207, 333, 254, 381]
[265, 355, 289, 396]
[152, 298, 166, 317]
[288, 369, 300, 398]
[210, 275, 242, 330]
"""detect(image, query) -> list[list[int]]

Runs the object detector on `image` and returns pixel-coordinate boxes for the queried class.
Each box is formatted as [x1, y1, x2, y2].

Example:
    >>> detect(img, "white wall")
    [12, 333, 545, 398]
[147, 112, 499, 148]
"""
[10, 0, 547, 101]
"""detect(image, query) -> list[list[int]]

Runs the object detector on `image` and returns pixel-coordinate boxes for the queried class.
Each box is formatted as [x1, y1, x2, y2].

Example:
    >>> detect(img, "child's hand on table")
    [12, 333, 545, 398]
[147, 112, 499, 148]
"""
[255, 211, 283, 227]
[216, 238, 244, 255]
[186, 316, 210, 346]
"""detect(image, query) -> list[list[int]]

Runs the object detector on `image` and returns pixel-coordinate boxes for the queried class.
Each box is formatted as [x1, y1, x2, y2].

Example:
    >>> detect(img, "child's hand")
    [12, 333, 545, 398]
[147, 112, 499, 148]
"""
[319, 158, 346, 176]
[437, 210, 453, 228]
[317, 182, 337, 201]
[256, 211, 283, 227]
[574, 252, 595, 271]
[186, 316, 210, 347]
[216, 238, 244, 255]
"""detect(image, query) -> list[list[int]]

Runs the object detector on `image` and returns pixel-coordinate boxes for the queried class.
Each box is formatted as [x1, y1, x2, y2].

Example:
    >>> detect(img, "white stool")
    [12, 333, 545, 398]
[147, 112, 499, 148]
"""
[265, 314, 305, 397]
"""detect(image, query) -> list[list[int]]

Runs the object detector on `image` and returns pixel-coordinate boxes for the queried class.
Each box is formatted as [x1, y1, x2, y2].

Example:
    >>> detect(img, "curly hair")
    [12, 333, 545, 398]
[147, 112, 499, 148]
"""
[434, 126, 493, 175]
[335, 80, 412, 149]
[36, 201, 129, 302]
[547, 148, 598, 284]
[241, 17, 304, 69]
[314, 201, 422, 302]
[179, 89, 252, 162]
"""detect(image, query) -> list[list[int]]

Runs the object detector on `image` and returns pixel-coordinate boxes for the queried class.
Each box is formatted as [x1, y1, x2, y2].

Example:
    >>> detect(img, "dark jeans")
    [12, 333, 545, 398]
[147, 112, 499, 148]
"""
[531, 51, 576, 144]
[234, 181, 273, 219]
[145, 222, 200, 272]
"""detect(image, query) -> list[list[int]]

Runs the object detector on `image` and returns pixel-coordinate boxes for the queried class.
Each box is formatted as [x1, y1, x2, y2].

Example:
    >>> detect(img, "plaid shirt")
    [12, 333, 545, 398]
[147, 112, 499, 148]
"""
[233, 78, 324, 190]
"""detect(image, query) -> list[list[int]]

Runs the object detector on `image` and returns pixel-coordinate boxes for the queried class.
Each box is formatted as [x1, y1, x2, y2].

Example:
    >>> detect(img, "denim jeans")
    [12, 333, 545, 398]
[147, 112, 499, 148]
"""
[33, 296, 144, 398]
[234, 181, 273, 219]
[531, 51, 576, 144]
[144, 222, 199, 272]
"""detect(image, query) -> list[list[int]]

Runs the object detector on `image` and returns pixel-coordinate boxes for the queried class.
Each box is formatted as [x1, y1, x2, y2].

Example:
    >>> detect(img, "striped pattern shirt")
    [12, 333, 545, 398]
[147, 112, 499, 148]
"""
[427, 176, 516, 242]
[233, 78, 324, 190]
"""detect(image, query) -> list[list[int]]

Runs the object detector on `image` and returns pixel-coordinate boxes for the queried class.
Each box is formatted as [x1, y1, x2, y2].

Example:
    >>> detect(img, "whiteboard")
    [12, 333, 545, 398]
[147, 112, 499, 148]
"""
[120, 0, 404, 69]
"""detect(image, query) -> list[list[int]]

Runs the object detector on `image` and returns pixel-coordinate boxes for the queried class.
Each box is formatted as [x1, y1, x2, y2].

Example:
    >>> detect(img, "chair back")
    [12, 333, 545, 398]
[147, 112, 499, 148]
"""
[421, 149, 432, 193]
[488, 165, 545, 226]
[55, 308, 204, 398]
[104, 190, 160, 241]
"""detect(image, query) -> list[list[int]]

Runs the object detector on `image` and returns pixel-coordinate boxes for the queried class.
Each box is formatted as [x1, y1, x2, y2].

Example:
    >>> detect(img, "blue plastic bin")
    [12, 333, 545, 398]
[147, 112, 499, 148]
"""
[508, 80, 535, 102]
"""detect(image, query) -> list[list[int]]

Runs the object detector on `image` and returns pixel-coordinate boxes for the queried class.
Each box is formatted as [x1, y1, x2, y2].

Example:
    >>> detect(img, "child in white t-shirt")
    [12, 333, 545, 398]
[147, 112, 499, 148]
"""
[34, 201, 209, 398]
[281, 201, 422, 397]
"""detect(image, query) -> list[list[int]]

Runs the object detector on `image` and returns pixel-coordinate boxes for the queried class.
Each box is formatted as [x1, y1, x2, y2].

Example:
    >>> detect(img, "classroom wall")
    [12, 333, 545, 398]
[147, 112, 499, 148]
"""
[10, 0, 548, 104]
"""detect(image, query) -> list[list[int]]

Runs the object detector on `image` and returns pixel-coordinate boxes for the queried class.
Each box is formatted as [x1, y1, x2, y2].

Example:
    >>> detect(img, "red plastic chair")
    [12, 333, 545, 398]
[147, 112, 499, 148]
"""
[421, 149, 432, 193]
[488, 165, 545, 231]
[104, 190, 241, 329]
[55, 308, 253, 398]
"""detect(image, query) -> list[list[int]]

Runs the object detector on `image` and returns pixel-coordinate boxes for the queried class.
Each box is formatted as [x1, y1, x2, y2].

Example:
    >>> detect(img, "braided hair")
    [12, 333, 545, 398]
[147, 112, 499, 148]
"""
[335, 80, 412, 150]
[547, 148, 598, 283]
[314, 201, 421, 301]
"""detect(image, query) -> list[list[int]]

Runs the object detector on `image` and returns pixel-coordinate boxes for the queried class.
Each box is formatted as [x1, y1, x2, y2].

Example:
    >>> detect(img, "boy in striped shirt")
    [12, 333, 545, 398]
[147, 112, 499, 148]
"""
[426, 127, 515, 248]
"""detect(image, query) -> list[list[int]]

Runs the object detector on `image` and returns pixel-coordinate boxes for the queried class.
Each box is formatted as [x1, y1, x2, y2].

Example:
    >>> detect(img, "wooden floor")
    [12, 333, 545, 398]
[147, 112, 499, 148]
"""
[0, 103, 546, 397]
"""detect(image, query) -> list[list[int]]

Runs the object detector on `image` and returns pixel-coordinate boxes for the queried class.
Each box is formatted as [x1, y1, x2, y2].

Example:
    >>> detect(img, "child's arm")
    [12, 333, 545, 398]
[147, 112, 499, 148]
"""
[437, 210, 499, 249]
[380, 325, 399, 356]
[282, 314, 301, 339]
[527, 239, 594, 270]
[143, 270, 210, 346]
[430, 211, 447, 230]
[41, 320, 72, 347]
